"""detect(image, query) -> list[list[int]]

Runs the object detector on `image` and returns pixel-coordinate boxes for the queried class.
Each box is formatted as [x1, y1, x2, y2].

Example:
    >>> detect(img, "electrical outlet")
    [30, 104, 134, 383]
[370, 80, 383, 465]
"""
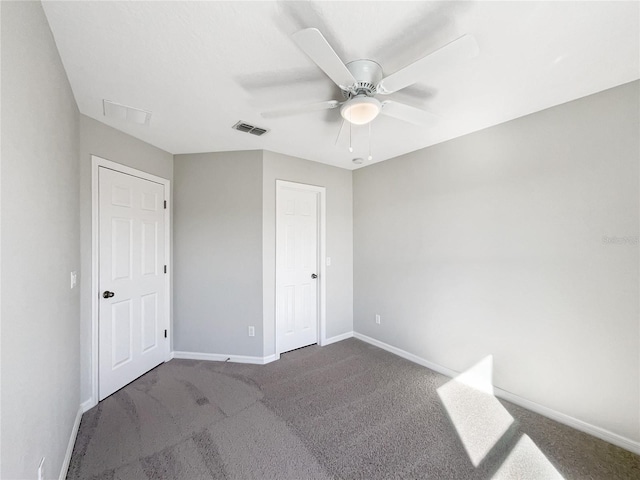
[375, 314, 381, 325]
[248, 326, 255, 337]
[70, 271, 77, 289]
[37, 457, 45, 480]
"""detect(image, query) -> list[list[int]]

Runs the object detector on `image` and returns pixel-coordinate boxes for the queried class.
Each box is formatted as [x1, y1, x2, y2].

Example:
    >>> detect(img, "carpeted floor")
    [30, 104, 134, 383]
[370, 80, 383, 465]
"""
[67, 338, 639, 479]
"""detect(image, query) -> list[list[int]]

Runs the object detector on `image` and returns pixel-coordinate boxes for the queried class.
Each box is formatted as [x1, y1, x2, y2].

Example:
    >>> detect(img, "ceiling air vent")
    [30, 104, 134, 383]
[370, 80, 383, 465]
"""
[232, 121, 269, 136]
[103, 100, 151, 125]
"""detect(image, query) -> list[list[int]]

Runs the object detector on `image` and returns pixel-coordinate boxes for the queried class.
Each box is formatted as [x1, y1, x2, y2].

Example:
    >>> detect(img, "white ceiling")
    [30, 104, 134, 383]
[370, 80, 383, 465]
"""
[42, 1, 639, 170]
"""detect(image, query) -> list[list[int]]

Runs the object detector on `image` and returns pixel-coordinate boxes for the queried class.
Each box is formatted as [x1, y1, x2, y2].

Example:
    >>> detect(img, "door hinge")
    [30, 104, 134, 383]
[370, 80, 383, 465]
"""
[164, 200, 167, 209]
[164, 329, 167, 338]
[164, 265, 167, 274]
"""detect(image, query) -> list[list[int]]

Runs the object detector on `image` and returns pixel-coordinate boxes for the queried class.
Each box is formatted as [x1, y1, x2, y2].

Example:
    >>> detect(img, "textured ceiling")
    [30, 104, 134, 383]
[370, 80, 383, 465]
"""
[42, 1, 639, 170]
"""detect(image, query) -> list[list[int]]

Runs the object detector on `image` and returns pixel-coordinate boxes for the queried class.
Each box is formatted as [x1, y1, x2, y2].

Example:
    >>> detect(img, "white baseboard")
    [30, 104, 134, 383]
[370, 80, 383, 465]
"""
[59, 404, 83, 480]
[171, 335, 356, 367]
[262, 353, 279, 364]
[493, 387, 640, 455]
[353, 332, 640, 456]
[323, 331, 354, 346]
[353, 332, 458, 378]
[172, 351, 274, 365]
[80, 398, 94, 413]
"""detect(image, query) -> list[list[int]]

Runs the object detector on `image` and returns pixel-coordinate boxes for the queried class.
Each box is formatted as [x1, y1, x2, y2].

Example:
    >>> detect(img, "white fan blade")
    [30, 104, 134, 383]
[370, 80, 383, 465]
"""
[292, 28, 357, 89]
[380, 101, 438, 126]
[261, 100, 340, 119]
[377, 34, 479, 94]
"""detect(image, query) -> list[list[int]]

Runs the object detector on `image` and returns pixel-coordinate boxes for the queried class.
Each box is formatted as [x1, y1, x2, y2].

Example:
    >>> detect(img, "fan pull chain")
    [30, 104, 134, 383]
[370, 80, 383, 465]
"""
[349, 111, 353, 153]
[335, 120, 345, 146]
[368, 122, 373, 161]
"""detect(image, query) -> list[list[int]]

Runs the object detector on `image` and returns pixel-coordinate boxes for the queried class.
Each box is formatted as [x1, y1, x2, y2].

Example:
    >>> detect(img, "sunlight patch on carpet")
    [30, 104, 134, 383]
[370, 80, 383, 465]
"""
[492, 435, 563, 479]
[437, 355, 514, 466]
[437, 355, 564, 479]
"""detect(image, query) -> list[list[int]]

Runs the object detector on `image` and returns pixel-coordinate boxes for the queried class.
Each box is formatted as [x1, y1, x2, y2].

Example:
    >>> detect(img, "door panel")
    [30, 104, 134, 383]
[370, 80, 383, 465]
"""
[276, 184, 319, 354]
[141, 221, 158, 275]
[141, 293, 158, 352]
[111, 300, 132, 368]
[111, 218, 132, 280]
[99, 167, 167, 400]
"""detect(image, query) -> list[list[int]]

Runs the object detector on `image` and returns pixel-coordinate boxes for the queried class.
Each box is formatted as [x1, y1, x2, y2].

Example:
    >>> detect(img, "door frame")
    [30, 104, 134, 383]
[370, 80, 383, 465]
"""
[274, 180, 326, 357]
[90, 155, 171, 407]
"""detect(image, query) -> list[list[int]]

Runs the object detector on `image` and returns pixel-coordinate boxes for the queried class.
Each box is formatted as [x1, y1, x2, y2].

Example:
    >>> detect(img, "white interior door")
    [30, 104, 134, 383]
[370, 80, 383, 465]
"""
[276, 182, 320, 354]
[99, 167, 167, 400]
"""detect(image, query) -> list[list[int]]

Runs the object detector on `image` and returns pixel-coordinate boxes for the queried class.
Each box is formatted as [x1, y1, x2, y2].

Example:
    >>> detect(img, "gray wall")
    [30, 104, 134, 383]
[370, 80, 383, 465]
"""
[173, 151, 264, 356]
[172, 150, 353, 359]
[1, 1, 81, 478]
[263, 151, 353, 356]
[353, 81, 639, 442]
[79, 115, 173, 403]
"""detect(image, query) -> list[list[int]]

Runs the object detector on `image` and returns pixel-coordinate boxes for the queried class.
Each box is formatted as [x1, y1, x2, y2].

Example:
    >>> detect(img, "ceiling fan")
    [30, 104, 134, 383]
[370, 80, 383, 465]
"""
[261, 28, 479, 127]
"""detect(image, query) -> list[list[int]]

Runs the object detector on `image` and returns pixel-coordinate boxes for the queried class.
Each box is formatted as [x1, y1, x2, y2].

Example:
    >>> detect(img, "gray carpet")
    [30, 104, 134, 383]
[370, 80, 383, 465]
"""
[67, 338, 639, 479]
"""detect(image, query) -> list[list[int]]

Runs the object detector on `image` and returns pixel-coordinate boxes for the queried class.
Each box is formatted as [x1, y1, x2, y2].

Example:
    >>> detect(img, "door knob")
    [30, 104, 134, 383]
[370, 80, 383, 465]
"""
[102, 291, 115, 299]
[311, 273, 318, 279]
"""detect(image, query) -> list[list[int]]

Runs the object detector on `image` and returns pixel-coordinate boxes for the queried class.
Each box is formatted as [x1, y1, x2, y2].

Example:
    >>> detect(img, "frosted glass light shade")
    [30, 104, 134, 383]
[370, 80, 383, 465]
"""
[341, 96, 381, 125]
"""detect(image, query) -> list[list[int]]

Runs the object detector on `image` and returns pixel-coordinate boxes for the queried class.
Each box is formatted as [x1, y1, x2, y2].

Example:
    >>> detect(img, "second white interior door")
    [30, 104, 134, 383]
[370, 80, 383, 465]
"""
[276, 182, 320, 354]
[98, 166, 168, 400]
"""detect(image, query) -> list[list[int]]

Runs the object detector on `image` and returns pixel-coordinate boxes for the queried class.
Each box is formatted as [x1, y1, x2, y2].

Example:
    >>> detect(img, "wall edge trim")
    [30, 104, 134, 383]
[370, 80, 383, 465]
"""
[172, 351, 273, 365]
[80, 399, 94, 413]
[323, 331, 354, 346]
[59, 404, 83, 480]
[352, 331, 640, 455]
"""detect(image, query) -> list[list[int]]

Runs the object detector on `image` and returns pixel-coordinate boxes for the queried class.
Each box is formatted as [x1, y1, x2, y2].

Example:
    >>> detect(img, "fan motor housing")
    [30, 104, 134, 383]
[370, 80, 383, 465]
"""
[343, 59, 383, 98]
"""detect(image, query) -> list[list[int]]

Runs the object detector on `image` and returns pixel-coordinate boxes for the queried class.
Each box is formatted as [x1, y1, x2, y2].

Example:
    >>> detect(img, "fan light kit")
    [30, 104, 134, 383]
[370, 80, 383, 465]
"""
[341, 96, 381, 125]
[261, 27, 479, 161]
